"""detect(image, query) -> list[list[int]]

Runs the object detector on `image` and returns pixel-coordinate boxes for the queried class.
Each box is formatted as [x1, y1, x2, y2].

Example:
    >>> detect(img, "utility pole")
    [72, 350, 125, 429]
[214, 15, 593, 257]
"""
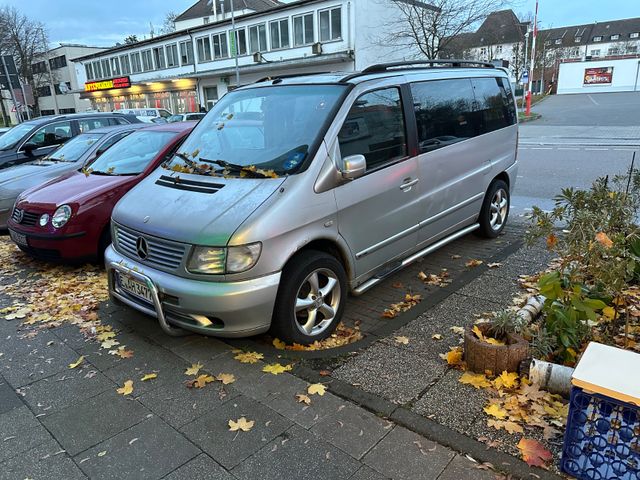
[40, 28, 59, 115]
[522, 30, 529, 110]
[1, 55, 22, 123]
[525, 0, 538, 116]
[230, 0, 240, 87]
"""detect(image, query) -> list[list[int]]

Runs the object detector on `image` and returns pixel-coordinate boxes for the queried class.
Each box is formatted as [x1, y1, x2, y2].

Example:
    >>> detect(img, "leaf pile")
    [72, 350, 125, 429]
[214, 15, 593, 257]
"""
[418, 270, 451, 288]
[382, 293, 422, 319]
[471, 324, 506, 346]
[271, 322, 362, 351]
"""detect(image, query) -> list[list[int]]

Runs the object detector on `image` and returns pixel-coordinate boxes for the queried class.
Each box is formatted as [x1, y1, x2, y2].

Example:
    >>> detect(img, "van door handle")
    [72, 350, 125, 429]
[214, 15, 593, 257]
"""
[400, 178, 419, 191]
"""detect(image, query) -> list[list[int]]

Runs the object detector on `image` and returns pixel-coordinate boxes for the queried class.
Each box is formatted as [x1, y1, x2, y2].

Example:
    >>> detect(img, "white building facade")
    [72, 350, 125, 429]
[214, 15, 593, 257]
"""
[33, 44, 106, 115]
[74, 0, 423, 113]
[557, 58, 640, 94]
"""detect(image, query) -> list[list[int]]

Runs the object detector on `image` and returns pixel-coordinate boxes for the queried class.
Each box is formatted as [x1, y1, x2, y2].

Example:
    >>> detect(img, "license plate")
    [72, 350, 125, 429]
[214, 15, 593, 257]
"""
[9, 230, 27, 247]
[116, 272, 153, 304]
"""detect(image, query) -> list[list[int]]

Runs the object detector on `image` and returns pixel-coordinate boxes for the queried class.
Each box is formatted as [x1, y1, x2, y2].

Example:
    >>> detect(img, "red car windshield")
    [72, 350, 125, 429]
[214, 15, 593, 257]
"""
[85, 130, 176, 175]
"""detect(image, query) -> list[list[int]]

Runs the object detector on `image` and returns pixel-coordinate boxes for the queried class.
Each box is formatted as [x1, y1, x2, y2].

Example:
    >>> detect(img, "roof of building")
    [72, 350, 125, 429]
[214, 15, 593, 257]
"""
[175, 0, 282, 22]
[537, 24, 595, 47]
[589, 17, 640, 39]
[476, 10, 528, 45]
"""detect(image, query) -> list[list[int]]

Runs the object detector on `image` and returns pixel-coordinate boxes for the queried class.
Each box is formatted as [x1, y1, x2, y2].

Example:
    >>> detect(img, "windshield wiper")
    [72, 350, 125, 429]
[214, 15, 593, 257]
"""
[204, 158, 270, 178]
[90, 171, 115, 176]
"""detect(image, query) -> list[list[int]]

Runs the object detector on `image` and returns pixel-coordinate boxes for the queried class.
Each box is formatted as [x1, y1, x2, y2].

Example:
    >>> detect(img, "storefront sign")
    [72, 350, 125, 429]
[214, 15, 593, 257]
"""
[583, 67, 613, 85]
[85, 76, 131, 92]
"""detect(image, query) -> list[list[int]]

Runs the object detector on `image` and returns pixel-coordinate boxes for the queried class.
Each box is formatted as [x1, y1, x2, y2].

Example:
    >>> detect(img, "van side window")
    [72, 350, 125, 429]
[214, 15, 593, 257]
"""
[471, 77, 516, 133]
[338, 88, 407, 171]
[26, 121, 73, 148]
[411, 79, 476, 153]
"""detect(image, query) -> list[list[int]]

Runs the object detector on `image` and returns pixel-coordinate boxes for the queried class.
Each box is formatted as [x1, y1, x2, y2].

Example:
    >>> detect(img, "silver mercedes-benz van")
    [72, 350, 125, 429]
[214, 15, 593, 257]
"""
[106, 60, 518, 344]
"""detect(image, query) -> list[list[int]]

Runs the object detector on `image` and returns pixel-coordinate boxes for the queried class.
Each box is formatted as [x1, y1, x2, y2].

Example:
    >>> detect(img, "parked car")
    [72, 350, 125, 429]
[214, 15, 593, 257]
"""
[167, 113, 206, 123]
[105, 61, 518, 343]
[0, 123, 146, 229]
[0, 127, 10, 136]
[7, 122, 194, 261]
[113, 108, 172, 123]
[0, 113, 140, 170]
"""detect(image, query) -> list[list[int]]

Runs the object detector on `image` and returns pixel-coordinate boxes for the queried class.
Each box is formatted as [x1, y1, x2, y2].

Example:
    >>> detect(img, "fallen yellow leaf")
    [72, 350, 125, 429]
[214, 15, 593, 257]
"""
[141, 373, 157, 382]
[262, 363, 293, 375]
[296, 393, 312, 405]
[465, 259, 483, 268]
[68, 356, 84, 369]
[602, 306, 616, 321]
[459, 372, 491, 389]
[395, 336, 410, 345]
[493, 371, 519, 390]
[185, 362, 203, 376]
[228, 417, 254, 432]
[440, 347, 464, 366]
[272, 338, 286, 350]
[432, 334, 443, 340]
[216, 373, 236, 385]
[595, 232, 613, 249]
[117, 380, 134, 396]
[100, 339, 119, 350]
[307, 383, 326, 396]
[190, 374, 215, 388]
[472, 325, 485, 341]
[234, 351, 264, 364]
[484, 403, 508, 419]
[484, 337, 506, 346]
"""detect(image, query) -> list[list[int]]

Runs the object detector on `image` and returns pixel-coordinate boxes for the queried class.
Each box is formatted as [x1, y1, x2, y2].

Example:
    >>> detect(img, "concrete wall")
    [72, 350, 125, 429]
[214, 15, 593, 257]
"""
[557, 58, 640, 94]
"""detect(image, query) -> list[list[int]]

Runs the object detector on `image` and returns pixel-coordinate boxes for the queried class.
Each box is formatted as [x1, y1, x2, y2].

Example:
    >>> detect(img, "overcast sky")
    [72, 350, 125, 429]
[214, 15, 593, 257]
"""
[1, 0, 639, 47]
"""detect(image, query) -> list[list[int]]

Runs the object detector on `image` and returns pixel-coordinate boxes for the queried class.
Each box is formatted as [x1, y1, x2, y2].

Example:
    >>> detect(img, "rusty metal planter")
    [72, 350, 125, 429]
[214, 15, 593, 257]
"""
[464, 323, 529, 374]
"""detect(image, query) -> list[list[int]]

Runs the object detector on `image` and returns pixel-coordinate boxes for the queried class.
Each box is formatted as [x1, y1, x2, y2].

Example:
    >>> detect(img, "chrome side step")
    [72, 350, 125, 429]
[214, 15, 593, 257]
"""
[352, 223, 480, 295]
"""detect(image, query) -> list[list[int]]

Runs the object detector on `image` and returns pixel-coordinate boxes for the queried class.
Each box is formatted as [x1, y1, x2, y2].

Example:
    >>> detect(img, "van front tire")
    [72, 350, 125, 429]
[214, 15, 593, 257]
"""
[271, 250, 347, 345]
[477, 179, 510, 238]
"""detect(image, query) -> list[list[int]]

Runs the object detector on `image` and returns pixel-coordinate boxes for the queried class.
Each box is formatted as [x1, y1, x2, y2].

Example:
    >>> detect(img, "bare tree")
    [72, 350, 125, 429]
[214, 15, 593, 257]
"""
[160, 12, 178, 34]
[0, 6, 51, 116]
[380, 0, 512, 60]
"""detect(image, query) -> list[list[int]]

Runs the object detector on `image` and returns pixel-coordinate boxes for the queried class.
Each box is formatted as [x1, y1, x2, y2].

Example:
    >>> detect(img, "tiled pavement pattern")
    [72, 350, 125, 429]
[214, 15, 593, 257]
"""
[341, 224, 522, 334]
[0, 227, 529, 479]
[333, 241, 556, 459]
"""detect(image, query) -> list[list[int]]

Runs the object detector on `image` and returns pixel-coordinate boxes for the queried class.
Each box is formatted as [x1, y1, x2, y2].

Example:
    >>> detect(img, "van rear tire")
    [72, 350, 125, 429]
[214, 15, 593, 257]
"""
[477, 180, 510, 238]
[271, 250, 347, 345]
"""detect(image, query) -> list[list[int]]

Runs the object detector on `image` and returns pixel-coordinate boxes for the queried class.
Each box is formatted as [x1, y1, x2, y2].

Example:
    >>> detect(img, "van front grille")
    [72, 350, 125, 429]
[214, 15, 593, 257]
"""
[114, 224, 187, 271]
[156, 175, 224, 194]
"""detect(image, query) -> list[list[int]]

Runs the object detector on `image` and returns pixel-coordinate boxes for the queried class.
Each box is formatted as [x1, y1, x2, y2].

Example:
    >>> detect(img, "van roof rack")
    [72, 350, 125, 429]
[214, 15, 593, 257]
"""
[340, 60, 495, 83]
[254, 71, 331, 84]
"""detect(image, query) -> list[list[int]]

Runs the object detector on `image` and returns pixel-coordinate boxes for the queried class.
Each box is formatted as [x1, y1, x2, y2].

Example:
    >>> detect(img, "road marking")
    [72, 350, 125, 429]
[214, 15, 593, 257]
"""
[558, 147, 580, 150]
[587, 95, 599, 106]
[614, 148, 637, 151]
[531, 147, 552, 150]
[585, 148, 609, 151]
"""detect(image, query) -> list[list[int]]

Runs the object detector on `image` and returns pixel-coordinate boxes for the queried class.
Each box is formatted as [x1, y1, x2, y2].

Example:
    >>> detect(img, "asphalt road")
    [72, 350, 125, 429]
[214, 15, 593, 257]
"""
[510, 91, 640, 221]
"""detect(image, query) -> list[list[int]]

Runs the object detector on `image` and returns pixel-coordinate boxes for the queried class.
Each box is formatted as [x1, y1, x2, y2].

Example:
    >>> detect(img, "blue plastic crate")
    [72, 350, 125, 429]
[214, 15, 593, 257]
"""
[561, 386, 640, 480]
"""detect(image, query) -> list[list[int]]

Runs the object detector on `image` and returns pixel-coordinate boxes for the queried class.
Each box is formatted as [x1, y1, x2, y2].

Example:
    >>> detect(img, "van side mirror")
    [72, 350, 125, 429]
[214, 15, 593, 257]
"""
[340, 154, 366, 180]
[21, 143, 37, 155]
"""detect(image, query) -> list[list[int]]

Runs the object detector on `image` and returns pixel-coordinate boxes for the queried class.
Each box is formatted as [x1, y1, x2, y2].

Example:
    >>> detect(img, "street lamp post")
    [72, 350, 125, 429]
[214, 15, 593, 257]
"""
[210, 0, 241, 87]
[39, 28, 59, 115]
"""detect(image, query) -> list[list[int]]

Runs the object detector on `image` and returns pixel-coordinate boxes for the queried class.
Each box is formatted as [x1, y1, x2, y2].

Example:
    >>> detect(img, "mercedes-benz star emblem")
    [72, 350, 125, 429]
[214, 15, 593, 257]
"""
[143, 216, 150, 223]
[14, 208, 23, 223]
[136, 237, 149, 260]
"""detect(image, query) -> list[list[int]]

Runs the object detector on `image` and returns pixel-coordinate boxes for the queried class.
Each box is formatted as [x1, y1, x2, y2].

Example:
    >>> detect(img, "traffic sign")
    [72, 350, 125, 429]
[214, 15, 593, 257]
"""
[522, 71, 529, 84]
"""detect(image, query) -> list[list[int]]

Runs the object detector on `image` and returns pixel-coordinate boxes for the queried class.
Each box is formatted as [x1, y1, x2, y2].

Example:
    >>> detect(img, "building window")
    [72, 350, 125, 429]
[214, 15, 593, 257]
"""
[93, 61, 102, 78]
[571, 48, 580, 57]
[270, 18, 290, 50]
[110, 57, 121, 76]
[40, 109, 55, 116]
[204, 17, 210, 25]
[49, 55, 67, 69]
[152, 46, 166, 69]
[59, 108, 76, 114]
[211, 33, 228, 59]
[180, 41, 194, 65]
[85, 63, 94, 80]
[101, 58, 111, 77]
[495, 45, 503, 54]
[590, 49, 601, 57]
[293, 12, 314, 46]
[631, 32, 639, 39]
[196, 36, 212, 62]
[54, 82, 72, 94]
[204, 86, 218, 110]
[575, 36, 582, 42]
[36, 85, 51, 97]
[141, 49, 154, 71]
[130, 52, 142, 73]
[629, 46, 639, 53]
[608, 47, 620, 55]
[319, 7, 341, 42]
[593, 36, 602, 42]
[249, 24, 267, 53]
[229, 29, 247, 56]
[166, 44, 178, 67]
[611, 34, 620, 40]
[480, 47, 487, 57]
[120, 55, 131, 75]
[32, 61, 47, 74]
[554, 38, 562, 45]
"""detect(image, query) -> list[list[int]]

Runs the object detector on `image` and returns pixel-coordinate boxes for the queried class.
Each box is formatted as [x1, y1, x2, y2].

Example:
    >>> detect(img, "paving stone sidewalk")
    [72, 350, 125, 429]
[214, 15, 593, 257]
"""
[1, 306, 497, 480]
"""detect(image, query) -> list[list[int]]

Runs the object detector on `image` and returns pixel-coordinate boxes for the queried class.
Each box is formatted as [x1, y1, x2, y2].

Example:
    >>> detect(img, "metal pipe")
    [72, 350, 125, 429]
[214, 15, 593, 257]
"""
[230, 0, 240, 86]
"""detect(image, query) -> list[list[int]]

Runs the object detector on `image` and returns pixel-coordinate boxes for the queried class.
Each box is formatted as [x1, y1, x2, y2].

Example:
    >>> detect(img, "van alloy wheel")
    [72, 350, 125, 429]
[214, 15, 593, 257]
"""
[294, 268, 341, 336]
[489, 188, 509, 231]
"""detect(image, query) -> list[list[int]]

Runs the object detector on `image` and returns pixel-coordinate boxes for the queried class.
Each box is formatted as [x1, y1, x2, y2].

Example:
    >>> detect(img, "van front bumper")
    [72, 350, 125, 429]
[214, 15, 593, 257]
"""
[105, 245, 279, 338]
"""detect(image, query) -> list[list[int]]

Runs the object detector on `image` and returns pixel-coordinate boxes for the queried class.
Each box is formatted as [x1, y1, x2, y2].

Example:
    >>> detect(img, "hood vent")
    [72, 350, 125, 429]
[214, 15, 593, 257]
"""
[155, 175, 225, 194]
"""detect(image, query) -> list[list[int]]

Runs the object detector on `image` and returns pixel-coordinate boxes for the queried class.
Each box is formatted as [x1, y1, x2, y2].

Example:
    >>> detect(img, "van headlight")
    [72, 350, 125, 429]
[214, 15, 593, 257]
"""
[187, 242, 261, 274]
[51, 205, 72, 228]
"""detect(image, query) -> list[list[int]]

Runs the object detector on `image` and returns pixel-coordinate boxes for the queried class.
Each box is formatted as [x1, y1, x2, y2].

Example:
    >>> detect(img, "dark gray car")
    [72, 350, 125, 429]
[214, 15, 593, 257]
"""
[0, 123, 146, 228]
[0, 112, 140, 170]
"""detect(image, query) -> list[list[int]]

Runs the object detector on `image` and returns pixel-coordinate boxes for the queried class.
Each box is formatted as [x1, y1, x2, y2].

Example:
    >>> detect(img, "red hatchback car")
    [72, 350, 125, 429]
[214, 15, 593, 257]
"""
[7, 123, 194, 261]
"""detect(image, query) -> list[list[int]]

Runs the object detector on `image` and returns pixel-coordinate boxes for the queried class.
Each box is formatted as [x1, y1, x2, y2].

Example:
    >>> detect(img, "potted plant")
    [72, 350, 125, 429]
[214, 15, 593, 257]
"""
[464, 311, 529, 374]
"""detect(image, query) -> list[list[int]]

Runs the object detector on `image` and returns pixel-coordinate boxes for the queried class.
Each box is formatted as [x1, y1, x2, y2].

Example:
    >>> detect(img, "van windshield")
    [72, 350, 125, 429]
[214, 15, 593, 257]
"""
[164, 84, 347, 178]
